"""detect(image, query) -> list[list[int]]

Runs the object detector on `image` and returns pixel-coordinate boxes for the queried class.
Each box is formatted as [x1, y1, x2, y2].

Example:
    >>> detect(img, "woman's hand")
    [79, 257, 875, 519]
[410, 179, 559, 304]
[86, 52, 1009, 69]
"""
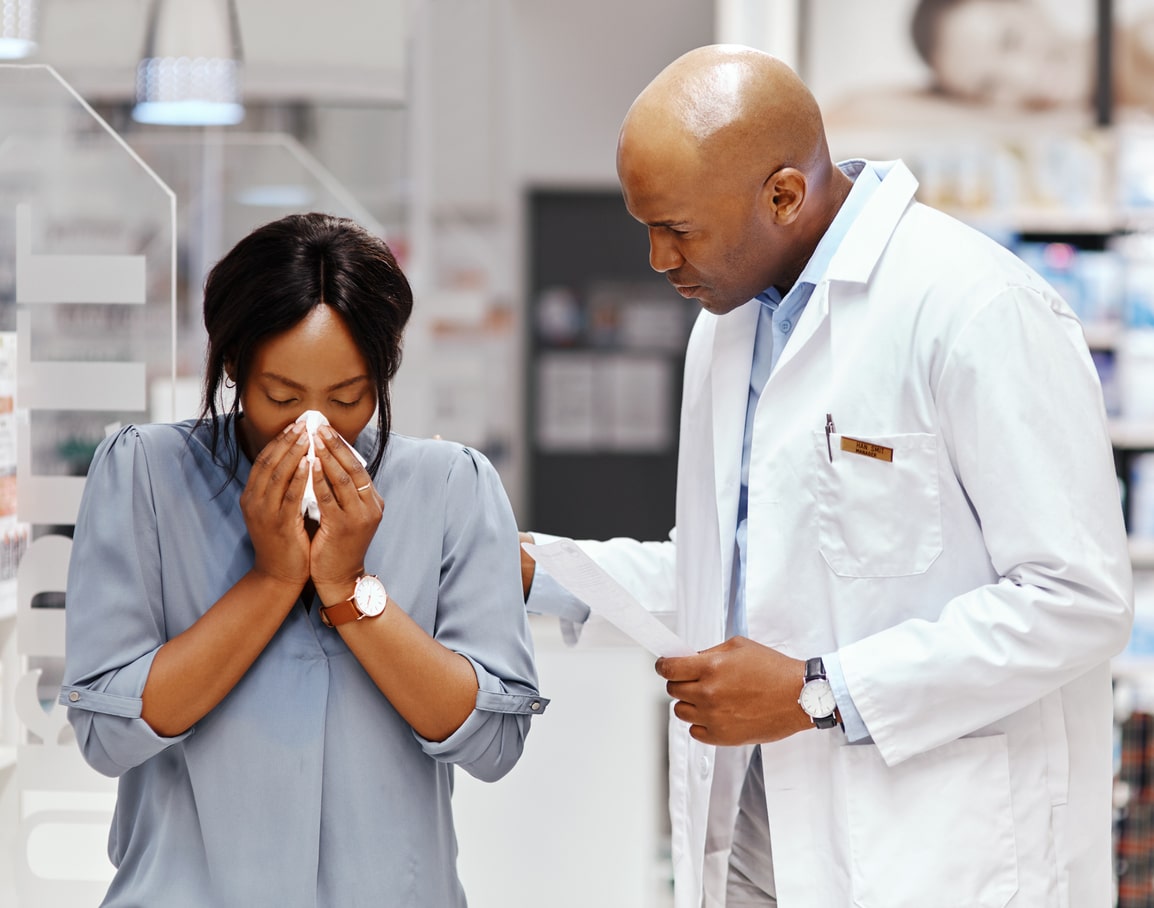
[239, 421, 311, 591]
[308, 425, 384, 600]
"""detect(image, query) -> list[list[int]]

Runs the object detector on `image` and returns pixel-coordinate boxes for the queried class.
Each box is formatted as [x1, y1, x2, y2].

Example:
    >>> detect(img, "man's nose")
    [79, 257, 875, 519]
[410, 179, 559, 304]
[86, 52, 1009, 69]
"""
[648, 228, 683, 273]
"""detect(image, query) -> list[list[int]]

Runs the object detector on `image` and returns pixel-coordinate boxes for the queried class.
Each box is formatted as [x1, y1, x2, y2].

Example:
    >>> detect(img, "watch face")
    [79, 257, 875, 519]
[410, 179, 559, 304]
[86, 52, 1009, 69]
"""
[354, 575, 388, 617]
[799, 678, 837, 719]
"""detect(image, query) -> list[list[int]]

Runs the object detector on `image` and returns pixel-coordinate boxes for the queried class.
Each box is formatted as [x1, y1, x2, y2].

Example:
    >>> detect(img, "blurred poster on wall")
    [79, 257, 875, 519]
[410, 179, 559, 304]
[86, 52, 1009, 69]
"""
[535, 352, 672, 453]
[602, 355, 672, 452]
[803, 0, 1154, 219]
[536, 353, 598, 452]
[804, 0, 1154, 133]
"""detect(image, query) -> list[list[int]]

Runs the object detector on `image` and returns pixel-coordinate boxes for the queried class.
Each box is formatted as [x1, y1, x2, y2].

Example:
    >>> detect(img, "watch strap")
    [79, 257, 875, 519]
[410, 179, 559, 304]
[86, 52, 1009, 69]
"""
[320, 597, 361, 627]
[802, 656, 839, 729]
[812, 711, 839, 730]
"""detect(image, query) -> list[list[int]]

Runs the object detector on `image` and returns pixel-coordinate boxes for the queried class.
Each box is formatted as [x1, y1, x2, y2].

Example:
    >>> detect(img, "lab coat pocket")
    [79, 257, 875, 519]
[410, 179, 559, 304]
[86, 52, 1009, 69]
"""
[812, 431, 942, 577]
[841, 735, 1019, 908]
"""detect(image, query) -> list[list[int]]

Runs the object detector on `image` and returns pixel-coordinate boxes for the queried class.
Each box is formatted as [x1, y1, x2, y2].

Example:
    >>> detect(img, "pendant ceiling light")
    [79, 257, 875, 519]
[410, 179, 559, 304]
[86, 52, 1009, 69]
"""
[132, 0, 245, 126]
[0, 0, 37, 59]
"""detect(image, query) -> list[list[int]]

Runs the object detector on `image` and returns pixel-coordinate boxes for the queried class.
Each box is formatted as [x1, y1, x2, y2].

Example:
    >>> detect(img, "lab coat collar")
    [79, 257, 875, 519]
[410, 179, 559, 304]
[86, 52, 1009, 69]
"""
[825, 159, 919, 285]
[763, 159, 919, 375]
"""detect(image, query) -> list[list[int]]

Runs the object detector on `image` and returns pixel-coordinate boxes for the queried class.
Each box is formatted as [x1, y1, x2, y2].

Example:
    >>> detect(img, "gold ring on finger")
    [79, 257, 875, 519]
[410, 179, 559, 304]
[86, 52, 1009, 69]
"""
[356, 482, 372, 493]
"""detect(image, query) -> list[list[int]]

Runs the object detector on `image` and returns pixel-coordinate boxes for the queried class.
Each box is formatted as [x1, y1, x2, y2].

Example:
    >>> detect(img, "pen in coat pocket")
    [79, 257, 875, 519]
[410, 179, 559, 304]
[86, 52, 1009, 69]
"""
[825, 413, 835, 462]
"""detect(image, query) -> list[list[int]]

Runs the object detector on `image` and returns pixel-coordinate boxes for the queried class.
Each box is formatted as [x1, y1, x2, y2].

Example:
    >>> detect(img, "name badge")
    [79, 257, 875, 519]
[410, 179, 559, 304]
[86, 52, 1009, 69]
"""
[840, 437, 894, 462]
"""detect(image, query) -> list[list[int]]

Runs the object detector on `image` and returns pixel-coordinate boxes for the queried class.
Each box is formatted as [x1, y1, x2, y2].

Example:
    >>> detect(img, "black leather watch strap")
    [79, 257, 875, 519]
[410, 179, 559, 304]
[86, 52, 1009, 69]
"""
[812, 712, 839, 730]
[803, 657, 839, 729]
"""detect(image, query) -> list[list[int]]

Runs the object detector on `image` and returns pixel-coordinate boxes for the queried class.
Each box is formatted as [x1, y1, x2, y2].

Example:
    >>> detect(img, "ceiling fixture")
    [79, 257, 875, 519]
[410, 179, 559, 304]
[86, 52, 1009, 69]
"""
[0, 0, 37, 59]
[132, 0, 245, 126]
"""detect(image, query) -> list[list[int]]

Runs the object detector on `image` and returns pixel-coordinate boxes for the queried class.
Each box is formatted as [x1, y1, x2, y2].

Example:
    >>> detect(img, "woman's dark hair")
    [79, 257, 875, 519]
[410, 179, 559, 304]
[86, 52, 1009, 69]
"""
[198, 212, 413, 480]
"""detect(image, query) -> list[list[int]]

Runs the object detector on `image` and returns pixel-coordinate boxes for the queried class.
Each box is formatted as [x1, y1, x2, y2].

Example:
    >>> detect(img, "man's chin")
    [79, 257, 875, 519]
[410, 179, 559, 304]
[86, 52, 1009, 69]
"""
[671, 283, 743, 315]
[699, 297, 744, 315]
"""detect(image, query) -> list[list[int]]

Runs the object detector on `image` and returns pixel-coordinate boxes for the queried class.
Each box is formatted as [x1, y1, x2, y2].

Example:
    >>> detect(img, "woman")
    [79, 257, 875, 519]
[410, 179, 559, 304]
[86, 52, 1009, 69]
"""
[59, 212, 547, 907]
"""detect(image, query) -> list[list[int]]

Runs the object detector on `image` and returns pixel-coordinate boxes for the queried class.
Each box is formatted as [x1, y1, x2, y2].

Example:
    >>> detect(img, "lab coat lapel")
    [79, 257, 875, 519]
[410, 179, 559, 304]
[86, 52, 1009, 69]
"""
[709, 298, 758, 614]
[825, 160, 918, 284]
[768, 159, 918, 384]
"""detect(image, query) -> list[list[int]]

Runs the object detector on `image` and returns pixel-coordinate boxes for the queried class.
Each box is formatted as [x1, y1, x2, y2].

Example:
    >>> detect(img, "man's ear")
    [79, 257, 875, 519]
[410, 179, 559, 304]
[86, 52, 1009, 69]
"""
[763, 167, 807, 225]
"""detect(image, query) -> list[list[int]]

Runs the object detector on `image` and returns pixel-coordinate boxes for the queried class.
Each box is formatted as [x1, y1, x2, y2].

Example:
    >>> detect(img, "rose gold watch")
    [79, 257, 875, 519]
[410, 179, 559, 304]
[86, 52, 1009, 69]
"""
[320, 574, 388, 628]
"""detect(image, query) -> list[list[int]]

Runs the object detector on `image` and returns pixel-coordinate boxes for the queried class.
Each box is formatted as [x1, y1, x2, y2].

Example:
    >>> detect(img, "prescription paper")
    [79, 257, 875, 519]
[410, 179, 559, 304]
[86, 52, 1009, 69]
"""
[522, 539, 694, 658]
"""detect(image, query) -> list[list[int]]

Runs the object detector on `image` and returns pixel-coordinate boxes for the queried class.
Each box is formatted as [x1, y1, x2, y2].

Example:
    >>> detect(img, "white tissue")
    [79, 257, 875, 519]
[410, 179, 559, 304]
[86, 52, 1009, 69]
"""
[296, 409, 368, 520]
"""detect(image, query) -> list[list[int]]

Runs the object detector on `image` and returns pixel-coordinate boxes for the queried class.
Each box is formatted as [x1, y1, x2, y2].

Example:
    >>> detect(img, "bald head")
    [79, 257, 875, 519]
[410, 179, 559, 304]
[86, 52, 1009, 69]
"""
[617, 45, 851, 312]
[620, 44, 832, 187]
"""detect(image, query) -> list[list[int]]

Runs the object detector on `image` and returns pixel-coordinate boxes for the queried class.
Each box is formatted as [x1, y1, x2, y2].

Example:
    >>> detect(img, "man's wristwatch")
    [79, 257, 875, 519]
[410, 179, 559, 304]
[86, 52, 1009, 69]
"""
[320, 574, 388, 628]
[798, 657, 839, 729]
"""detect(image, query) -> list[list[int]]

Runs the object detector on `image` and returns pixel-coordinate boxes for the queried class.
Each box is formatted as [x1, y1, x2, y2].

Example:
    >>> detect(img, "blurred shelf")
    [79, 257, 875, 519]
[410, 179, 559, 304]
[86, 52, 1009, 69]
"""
[946, 207, 1154, 236]
[1133, 538, 1154, 570]
[0, 746, 13, 771]
[1083, 322, 1125, 351]
[1110, 421, 1154, 449]
[950, 207, 1119, 235]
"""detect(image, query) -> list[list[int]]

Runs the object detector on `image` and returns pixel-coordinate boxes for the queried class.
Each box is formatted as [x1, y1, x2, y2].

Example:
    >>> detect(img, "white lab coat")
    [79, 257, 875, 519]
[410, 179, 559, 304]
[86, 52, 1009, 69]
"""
[566, 160, 1134, 907]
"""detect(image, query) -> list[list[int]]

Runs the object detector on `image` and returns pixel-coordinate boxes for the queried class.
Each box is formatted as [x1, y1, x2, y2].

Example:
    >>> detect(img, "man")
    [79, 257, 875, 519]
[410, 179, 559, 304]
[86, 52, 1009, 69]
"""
[523, 45, 1133, 906]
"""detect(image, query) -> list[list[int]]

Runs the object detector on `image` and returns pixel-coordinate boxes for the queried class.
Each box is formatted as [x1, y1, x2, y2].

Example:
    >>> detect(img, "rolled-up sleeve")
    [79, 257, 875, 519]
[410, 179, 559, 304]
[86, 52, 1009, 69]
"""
[59, 427, 190, 777]
[414, 446, 548, 782]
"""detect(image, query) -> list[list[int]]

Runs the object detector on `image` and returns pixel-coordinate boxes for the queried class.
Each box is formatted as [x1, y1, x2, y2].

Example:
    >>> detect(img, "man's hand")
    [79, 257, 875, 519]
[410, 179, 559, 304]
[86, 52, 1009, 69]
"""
[655, 637, 813, 746]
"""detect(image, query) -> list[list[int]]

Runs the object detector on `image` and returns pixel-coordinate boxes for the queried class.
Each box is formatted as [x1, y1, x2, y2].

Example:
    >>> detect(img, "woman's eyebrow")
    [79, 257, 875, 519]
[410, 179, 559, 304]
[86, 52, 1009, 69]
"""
[259, 372, 370, 392]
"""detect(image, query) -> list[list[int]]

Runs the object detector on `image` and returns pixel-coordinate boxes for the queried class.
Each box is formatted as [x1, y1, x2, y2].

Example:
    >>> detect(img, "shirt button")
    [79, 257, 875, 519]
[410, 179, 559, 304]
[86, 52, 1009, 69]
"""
[779, 319, 792, 333]
[530, 701, 541, 711]
[698, 755, 711, 778]
[68, 691, 80, 702]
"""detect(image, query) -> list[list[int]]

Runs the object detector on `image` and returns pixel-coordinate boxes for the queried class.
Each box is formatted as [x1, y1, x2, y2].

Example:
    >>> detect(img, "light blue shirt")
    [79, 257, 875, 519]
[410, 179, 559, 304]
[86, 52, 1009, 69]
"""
[734, 160, 880, 741]
[60, 417, 547, 907]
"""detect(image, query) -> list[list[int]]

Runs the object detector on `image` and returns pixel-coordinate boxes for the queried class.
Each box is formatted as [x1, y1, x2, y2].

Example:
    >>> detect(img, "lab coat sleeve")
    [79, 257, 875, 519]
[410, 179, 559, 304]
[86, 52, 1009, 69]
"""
[838, 285, 1134, 766]
[59, 427, 191, 777]
[523, 531, 592, 643]
[524, 530, 678, 644]
[416, 446, 548, 782]
[822, 651, 870, 742]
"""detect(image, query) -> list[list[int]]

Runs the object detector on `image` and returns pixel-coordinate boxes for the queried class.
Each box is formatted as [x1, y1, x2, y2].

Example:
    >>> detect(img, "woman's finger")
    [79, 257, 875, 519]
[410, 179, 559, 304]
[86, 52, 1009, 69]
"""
[313, 426, 368, 510]
[282, 451, 311, 515]
[262, 424, 310, 506]
[250, 422, 308, 498]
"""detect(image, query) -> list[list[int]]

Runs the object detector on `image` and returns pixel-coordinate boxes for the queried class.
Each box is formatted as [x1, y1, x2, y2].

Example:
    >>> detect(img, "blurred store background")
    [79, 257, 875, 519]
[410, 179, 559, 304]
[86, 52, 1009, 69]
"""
[2, 0, 1154, 905]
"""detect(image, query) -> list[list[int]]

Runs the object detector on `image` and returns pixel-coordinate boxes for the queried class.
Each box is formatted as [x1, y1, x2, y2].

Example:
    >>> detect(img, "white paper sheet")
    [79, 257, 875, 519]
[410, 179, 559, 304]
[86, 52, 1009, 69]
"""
[523, 540, 694, 658]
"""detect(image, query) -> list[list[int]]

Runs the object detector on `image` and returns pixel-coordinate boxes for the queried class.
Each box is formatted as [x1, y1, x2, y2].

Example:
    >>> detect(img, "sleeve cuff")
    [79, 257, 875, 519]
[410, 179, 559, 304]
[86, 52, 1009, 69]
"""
[60, 648, 192, 775]
[823, 651, 872, 743]
[415, 654, 546, 758]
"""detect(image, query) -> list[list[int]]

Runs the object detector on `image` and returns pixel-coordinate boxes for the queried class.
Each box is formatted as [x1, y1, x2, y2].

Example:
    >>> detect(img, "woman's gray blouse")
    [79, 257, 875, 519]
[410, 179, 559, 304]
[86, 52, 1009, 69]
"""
[59, 418, 547, 907]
